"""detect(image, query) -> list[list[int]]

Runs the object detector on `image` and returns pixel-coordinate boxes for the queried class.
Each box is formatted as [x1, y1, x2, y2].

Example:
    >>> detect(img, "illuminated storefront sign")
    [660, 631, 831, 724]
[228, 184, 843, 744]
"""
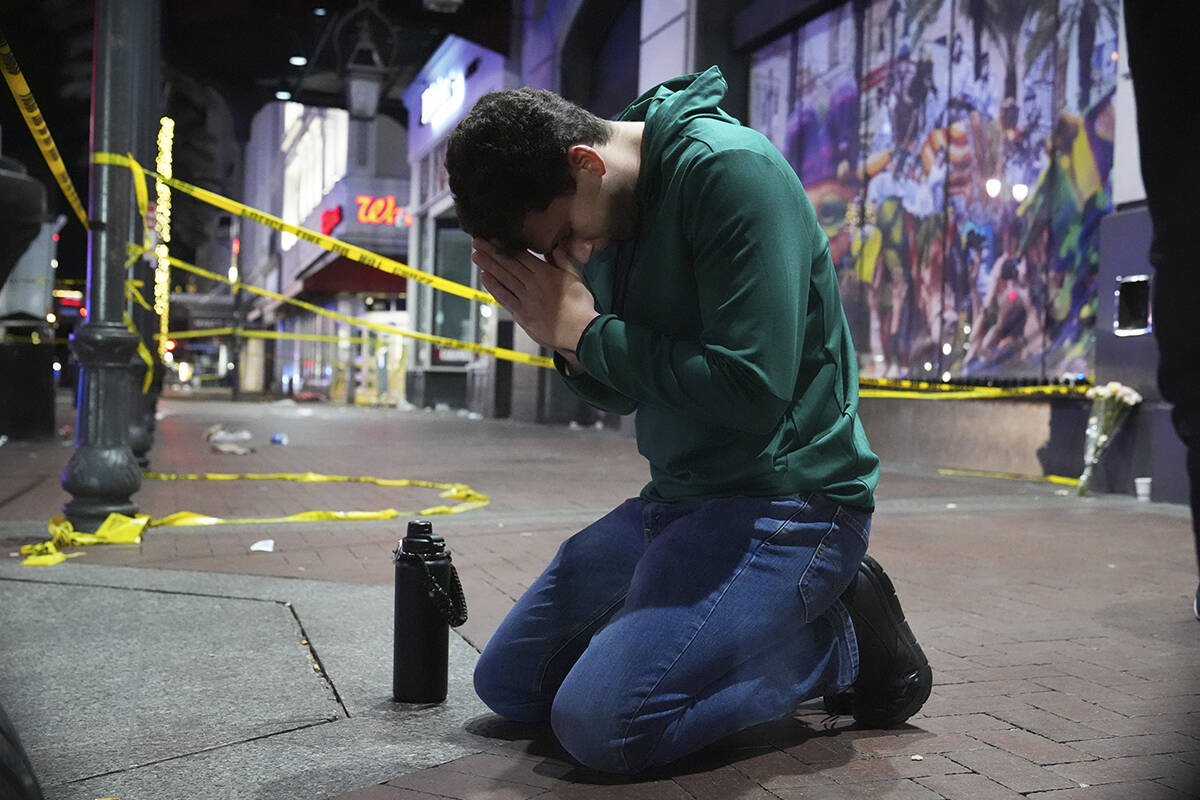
[353, 194, 413, 227]
[321, 206, 343, 235]
[420, 71, 465, 127]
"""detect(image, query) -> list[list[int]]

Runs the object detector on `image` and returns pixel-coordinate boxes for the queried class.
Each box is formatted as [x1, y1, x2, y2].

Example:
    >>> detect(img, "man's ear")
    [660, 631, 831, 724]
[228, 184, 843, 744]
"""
[567, 145, 606, 177]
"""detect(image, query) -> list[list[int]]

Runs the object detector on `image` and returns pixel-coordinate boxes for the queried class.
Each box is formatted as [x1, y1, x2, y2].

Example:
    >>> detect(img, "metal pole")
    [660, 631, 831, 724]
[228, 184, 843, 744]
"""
[60, 0, 147, 531]
[128, 0, 161, 467]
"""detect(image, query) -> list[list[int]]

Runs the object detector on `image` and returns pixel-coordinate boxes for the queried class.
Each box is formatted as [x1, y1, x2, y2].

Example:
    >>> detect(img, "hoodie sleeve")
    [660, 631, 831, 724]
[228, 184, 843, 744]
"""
[553, 349, 639, 415]
[574, 147, 817, 434]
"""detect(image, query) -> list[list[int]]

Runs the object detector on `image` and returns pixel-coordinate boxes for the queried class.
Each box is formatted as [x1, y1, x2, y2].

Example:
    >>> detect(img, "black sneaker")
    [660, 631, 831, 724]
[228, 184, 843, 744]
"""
[838, 555, 932, 728]
[822, 688, 853, 716]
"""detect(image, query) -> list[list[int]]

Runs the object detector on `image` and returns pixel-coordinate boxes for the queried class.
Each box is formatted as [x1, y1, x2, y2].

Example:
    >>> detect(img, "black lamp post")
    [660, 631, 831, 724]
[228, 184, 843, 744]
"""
[60, 0, 153, 531]
[127, 0, 162, 468]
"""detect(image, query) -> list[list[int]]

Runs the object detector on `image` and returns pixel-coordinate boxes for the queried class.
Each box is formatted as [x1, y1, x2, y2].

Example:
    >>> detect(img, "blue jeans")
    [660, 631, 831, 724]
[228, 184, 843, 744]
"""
[473, 493, 870, 773]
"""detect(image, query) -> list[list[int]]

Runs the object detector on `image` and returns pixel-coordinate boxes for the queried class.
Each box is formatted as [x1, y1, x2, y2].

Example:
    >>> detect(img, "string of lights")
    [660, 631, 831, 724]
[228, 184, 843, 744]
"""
[153, 116, 174, 357]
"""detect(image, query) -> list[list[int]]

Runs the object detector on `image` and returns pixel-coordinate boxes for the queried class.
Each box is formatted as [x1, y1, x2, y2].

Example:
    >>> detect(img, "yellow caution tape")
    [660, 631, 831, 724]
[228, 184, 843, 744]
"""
[860, 376, 1089, 400]
[164, 326, 235, 340]
[0, 336, 71, 345]
[121, 308, 155, 393]
[148, 506, 465, 527]
[861, 388, 1009, 400]
[242, 330, 375, 346]
[143, 246, 553, 369]
[126, 279, 154, 313]
[143, 470, 490, 517]
[126, 151, 154, 252]
[22, 472, 490, 565]
[0, 32, 89, 228]
[47, 512, 150, 546]
[167, 328, 380, 346]
[20, 513, 149, 565]
[938, 467, 1080, 486]
[18, 541, 84, 567]
[126, 248, 165, 391]
[95, 152, 494, 306]
[148, 472, 490, 520]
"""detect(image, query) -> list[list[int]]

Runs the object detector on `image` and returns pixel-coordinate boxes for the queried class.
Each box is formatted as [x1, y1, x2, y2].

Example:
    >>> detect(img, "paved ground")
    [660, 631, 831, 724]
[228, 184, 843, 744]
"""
[1, 393, 1198, 799]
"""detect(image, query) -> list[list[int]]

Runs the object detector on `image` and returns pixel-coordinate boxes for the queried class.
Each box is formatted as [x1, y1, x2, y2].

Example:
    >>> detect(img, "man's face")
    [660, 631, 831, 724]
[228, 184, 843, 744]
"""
[518, 188, 611, 265]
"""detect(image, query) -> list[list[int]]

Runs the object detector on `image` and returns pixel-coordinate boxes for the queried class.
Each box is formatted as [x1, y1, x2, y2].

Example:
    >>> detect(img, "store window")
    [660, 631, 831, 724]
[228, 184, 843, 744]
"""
[431, 219, 476, 364]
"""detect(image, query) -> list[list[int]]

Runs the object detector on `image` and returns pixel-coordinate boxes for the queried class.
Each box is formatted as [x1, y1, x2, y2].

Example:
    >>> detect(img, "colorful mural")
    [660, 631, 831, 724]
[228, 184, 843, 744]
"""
[749, 0, 1119, 381]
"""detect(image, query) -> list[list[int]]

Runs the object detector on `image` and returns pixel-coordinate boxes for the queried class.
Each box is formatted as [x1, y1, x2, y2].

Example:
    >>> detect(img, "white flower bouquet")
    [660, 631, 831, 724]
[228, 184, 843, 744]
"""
[1077, 381, 1144, 496]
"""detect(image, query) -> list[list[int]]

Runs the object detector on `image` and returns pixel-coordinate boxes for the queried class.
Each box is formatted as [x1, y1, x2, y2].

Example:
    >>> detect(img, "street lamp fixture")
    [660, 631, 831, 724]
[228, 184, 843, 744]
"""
[285, 1, 400, 121]
[333, 0, 399, 121]
[344, 20, 387, 119]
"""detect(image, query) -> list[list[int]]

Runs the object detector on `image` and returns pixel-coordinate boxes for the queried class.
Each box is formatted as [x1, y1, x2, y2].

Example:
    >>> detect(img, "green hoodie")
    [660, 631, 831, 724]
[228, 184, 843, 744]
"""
[559, 66, 879, 508]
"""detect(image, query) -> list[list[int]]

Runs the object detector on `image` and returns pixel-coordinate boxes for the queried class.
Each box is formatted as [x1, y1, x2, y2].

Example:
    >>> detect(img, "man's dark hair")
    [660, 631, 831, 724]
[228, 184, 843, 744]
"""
[446, 88, 610, 253]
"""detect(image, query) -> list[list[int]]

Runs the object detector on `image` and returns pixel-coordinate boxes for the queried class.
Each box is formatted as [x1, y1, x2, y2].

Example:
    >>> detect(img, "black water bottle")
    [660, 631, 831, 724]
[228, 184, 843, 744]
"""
[393, 519, 467, 703]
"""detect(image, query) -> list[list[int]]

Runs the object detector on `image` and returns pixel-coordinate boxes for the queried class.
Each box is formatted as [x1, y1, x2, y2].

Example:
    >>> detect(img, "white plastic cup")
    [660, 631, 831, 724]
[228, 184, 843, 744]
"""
[1134, 476, 1152, 502]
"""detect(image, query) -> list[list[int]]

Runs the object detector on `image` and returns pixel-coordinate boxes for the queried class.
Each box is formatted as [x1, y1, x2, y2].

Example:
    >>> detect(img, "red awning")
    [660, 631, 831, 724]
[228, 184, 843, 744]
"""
[300, 257, 407, 295]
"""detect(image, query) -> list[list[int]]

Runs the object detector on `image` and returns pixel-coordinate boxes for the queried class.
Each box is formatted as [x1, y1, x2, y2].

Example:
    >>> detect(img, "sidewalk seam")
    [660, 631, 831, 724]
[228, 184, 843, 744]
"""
[58, 718, 342, 787]
[285, 600, 351, 718]
[0, 574, 282, 604]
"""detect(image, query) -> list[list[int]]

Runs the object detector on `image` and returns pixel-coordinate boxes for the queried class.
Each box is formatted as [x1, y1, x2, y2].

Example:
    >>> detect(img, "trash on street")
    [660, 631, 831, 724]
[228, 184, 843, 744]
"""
[210, 442, 254, 455]
[204, 424, 252, 443]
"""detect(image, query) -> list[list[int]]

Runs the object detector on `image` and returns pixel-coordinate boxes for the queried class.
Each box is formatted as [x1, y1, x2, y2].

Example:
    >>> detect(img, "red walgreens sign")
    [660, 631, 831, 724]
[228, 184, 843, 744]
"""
[353, 195, 413, 227]
[320, 206, 343, 235]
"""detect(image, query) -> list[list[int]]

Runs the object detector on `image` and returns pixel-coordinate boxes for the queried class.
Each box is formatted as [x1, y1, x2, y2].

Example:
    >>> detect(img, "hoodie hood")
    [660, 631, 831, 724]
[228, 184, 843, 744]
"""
[618, 66, 739, 199]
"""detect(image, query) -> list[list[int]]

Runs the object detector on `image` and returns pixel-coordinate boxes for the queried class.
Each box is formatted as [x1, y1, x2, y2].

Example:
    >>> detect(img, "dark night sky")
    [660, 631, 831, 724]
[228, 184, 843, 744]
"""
[0, 0, 92, 284]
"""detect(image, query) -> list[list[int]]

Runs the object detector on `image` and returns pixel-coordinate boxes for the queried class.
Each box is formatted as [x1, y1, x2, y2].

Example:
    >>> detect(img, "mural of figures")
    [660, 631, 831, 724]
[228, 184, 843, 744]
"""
[748, 0, 1120, 381]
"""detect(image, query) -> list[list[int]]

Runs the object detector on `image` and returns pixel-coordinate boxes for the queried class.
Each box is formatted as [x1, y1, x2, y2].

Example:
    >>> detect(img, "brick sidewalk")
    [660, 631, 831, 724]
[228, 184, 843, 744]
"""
[2, 395, 1198, 799]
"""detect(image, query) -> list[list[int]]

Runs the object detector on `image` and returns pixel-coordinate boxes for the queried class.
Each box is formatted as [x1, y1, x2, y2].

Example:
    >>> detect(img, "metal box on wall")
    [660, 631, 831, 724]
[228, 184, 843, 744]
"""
[1093, 204, 1188, 503]
[1095, 205, 1160, 401]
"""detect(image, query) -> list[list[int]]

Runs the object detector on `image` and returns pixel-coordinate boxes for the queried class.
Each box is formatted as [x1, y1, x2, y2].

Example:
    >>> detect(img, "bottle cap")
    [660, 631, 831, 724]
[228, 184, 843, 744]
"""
[401, 519, 445, 556]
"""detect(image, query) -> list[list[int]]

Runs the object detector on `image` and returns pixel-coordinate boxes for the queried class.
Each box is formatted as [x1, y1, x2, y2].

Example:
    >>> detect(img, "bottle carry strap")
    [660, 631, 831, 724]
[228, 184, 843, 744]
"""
[396, 552, 468, 628]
